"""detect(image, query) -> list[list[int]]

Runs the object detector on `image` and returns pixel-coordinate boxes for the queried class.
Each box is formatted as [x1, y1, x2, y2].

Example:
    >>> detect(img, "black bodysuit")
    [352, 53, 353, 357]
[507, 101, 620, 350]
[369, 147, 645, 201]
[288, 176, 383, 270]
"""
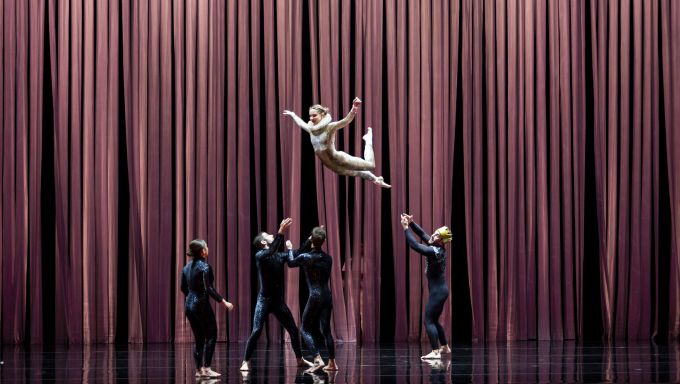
[181, 257, 225, 369]
[405, 221, 449, 350]
[243, 234, 304, 361]
[288, 245, 335, 359]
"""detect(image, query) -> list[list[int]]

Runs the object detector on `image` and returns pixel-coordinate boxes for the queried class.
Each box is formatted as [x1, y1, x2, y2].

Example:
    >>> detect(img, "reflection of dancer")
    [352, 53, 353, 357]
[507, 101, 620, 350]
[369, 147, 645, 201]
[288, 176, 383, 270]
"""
[400, 214, 452, 359]
[181, 240, 234, 378]
[288, 227, 339, 371]
[425, 359, 450, 384]
[283, 97, 391, 188]
[240, 218, 313, 371]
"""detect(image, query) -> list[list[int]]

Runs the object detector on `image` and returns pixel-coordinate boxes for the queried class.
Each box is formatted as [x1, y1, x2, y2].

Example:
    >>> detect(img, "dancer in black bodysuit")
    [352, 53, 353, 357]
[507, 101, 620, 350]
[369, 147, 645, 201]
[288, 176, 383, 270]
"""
[400, 213, 453, 359]
[288, 226, 339, 371]
[240, 218, 313, 371]
[181, 239, 234, 378]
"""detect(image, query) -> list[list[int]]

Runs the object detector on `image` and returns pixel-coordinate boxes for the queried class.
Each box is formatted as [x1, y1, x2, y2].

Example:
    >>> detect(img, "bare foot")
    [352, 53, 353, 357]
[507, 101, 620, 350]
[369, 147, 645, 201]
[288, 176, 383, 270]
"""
[297, 357, 315, 367]
[439, 345, 452, 354]
[373, 176, 391, 188]
[420, 350, 442, 360]
[313, 355, 326, 369]
[326, 370, 339, 383]
[306, 364, 326, 374]
[239, 361, 250, 371]
[323, 363, 339, 371]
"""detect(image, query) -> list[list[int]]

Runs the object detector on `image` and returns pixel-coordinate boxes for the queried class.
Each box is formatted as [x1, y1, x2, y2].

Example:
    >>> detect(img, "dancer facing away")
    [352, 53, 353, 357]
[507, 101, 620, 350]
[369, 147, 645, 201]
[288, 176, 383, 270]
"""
[283, 97, 391, 188]
[288, 226, 339, 371]
[240, 218, 314, 371]
[181, 239, 234, 378]
[400, 213, 453, 359]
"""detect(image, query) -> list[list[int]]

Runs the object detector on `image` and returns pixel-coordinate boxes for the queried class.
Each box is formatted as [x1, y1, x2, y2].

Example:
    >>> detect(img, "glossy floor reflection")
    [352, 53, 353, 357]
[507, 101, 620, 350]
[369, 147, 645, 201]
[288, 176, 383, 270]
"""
[1, 341, 679, 383]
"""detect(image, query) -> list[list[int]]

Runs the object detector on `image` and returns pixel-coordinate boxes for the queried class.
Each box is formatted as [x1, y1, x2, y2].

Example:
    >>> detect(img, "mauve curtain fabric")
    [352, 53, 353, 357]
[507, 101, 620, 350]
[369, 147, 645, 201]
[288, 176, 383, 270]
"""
[589, 0, 680, 341]
[660, 0, 680, 340]
[1, 0, 45, 343]
[1, 0, 680, 344]
[462, 0, 587, 342]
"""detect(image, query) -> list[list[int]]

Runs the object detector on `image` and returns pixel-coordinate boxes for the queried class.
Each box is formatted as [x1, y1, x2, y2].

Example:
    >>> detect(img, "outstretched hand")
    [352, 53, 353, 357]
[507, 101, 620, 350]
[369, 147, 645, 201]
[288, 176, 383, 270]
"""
[400, 213, 413, 229]
[278, 218, 293, 234]
[282, 110, 295, 117]
[352, 97, 362, 108]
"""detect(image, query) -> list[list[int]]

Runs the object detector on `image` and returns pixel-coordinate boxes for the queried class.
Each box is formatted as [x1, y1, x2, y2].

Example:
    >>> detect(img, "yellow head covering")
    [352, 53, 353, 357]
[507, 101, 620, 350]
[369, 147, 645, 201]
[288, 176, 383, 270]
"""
[434, 226, 452, 243]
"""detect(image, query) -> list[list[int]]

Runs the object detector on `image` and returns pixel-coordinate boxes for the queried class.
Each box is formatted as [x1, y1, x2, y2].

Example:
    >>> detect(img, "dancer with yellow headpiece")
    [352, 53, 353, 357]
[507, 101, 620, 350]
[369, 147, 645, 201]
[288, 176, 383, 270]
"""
[400, 213, 452, 360]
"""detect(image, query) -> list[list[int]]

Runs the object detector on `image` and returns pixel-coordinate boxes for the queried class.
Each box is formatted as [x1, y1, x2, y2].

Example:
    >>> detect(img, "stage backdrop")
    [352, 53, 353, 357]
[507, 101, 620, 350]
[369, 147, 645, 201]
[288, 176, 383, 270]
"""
[1, 0, 679, 344]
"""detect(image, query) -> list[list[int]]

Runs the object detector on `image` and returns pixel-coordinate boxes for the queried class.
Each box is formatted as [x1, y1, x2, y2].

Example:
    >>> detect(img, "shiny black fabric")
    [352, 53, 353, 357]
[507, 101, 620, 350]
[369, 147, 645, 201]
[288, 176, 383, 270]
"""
[405, 222, 449, 350]
[181, 257, 224, 368]
[244, 234, 304, 360]
[288, 247, 335, 359]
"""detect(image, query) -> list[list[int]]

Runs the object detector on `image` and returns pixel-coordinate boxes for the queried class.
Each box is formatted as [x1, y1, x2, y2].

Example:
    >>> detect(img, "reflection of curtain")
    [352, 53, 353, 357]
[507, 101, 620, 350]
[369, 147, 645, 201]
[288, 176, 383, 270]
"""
[2, 0, 680, 344]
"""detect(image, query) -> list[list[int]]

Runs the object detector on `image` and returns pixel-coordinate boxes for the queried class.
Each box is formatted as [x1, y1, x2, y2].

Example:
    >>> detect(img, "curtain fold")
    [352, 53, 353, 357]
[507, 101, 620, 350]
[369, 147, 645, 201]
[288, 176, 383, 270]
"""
[660, 0, 680, 340]
[462, 0, 587, 341]
[590, 0, 663, 340]
[2, 0, 679, 344]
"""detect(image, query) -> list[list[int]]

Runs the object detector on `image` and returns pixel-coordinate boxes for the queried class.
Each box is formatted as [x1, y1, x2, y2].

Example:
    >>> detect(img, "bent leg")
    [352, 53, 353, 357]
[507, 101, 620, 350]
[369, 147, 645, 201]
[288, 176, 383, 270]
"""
[424, 295, 446, 350]
[332, 149, 376, 171]
[362, 128, 375, 166]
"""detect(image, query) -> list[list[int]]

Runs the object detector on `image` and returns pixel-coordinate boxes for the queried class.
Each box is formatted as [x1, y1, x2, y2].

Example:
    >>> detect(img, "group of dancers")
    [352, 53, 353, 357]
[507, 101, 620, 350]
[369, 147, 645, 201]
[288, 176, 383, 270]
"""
[180, 99, 452, 378]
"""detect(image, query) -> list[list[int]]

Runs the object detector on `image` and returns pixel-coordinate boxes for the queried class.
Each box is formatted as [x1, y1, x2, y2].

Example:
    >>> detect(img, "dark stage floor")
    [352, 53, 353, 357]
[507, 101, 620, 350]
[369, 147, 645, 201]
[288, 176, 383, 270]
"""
[0, 341, 678, 383]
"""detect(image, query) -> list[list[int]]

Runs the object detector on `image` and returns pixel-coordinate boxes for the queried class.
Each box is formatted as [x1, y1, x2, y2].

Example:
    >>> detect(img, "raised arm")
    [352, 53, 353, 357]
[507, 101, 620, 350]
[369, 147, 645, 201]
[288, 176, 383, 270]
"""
[284, 236, 312, 265]
[401, 214, 435, 256]
[288, 252, 312, 268]
[296, 237, 312, 255]
[283, 110, 311, 133]
[409, 222, 431, 243]
[401, 213, 430, 242]
[327, 97, 361, 131]
[404, 227, 436, 256]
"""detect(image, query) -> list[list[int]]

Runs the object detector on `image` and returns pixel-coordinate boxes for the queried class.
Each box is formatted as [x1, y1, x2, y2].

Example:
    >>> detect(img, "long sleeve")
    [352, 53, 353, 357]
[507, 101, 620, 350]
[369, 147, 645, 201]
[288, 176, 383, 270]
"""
[287, 238, 313, 266]
[256, 234, 284, 263]
[288, 253, 311, 268]
[296, 238, 312, 255]
[404, 228, 436, 256]
[409, 221, 431, 242]
[181, 269, 188, 296]
[203, 265, 225, 302]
